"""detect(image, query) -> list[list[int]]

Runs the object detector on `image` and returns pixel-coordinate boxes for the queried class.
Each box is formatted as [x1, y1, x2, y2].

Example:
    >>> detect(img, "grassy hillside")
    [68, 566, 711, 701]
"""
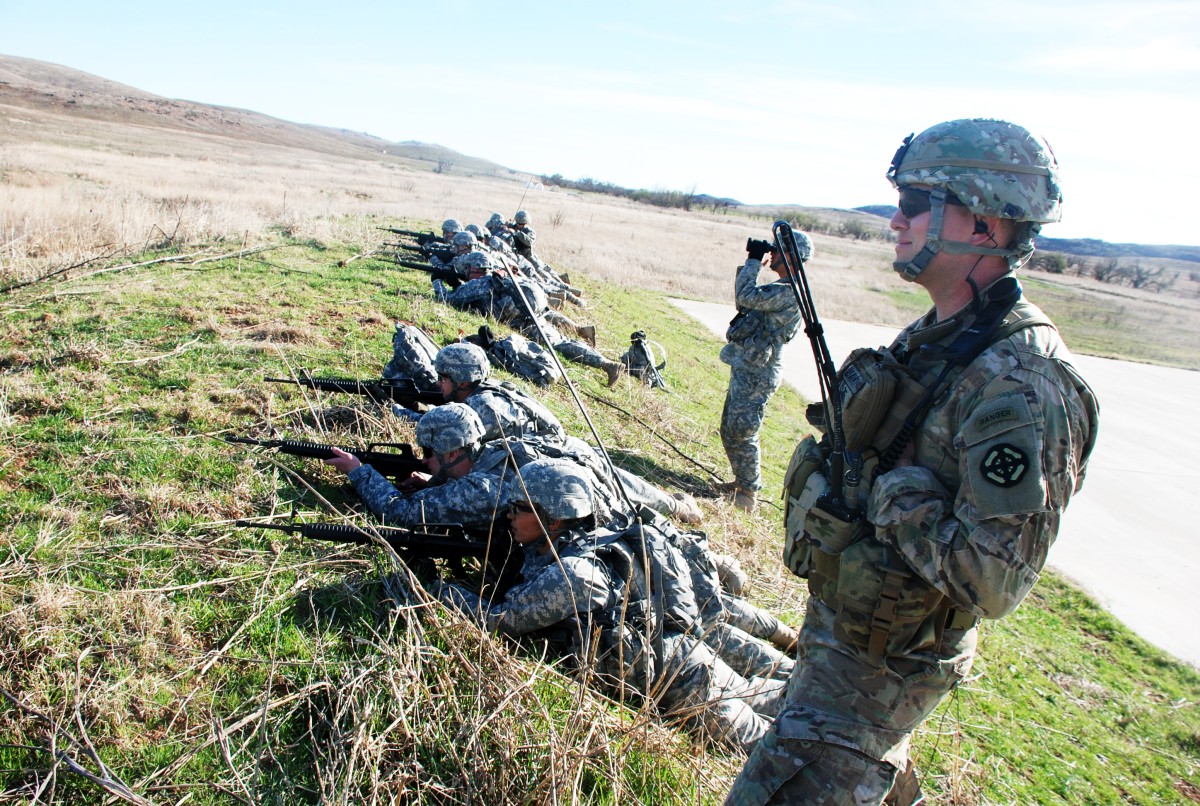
[2, 233, 1198, 804]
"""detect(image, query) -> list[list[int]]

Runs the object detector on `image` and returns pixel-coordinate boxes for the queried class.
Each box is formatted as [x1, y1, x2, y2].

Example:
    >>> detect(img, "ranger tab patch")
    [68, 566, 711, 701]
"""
[980, 443, 1029, 487]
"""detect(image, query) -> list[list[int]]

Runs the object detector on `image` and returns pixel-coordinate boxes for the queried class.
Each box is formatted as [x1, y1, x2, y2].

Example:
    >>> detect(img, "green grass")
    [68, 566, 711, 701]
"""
[1, 235, 1197, 804]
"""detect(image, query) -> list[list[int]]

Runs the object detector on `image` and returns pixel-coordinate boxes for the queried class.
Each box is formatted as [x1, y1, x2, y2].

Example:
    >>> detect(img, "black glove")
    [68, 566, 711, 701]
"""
[746, 237, 772, 261]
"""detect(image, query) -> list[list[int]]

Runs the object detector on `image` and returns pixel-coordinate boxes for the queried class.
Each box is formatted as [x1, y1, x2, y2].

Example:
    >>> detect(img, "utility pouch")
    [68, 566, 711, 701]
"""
[782, 435, 826, 578]
[725, 310, 755, 342]
[826, 540, 947, 666]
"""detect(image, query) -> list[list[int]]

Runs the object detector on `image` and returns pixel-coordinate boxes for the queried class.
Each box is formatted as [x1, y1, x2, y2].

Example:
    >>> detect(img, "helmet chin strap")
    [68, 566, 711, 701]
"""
[893, 189, 1018, 282]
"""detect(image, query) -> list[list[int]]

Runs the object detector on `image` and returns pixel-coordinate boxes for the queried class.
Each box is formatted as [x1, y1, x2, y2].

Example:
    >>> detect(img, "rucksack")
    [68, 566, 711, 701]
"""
[465, 326, 563, 387]
[381, 322, 440, 389]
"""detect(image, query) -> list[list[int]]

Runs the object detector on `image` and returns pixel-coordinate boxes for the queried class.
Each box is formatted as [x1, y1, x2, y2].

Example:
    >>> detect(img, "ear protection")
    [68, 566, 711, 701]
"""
[973, 219, 990, 235]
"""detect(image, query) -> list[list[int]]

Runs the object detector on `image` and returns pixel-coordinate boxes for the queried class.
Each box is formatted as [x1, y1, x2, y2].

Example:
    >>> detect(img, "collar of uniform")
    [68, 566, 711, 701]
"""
[902, 274, 1017, 353]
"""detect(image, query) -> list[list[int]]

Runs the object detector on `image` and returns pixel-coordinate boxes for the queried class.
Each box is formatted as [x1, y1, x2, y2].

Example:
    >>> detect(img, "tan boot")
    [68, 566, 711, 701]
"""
[601, 359, 626, 388]
[711, 553, 748, 596]
[670, 492, 703, 525]
[732, 486, 756, 512]
[578, 324, 597, 347]
[769, 623, 799, 654]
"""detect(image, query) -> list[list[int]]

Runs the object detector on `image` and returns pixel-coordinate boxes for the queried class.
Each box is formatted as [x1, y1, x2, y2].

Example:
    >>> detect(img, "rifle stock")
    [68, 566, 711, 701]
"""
[226, 435, 426, 479]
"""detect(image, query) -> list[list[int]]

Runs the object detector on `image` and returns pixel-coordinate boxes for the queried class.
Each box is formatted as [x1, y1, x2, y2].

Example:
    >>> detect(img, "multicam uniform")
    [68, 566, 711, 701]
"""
[719, 258, 801, 493]
[435, 520, 787, 750]
[728, 286, 1099, 803]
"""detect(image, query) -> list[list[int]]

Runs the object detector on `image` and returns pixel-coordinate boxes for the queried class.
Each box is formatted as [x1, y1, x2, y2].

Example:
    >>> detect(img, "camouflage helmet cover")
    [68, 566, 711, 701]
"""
[887, 118, 1062, 224]
[509, 459, 594, 520]
[465, 224, 485, 238]
[434, 342, 490, 384]
[415, 402, 486, 454]
[486, 212, 506, 231]
[513, 210, 530, 225]
[441, 218, 463, 234]
[457, 251, 492, 273]
[452, 231, 478, 248]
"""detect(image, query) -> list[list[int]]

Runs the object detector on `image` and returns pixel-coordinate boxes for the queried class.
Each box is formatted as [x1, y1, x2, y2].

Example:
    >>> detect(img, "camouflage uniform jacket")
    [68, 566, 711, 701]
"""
[441, 274, 507, 317]
[719, 259, 801, 373]
[778, 285, 1099, 767]
[465, 381, 566, 443]
[346, 463, 508, 529]
[436, 526, 616, 636]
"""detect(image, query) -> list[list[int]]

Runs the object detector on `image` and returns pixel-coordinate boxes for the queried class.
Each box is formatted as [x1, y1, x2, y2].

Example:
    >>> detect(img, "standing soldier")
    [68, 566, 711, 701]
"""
[726, 118, 1099, 805]
[719, 236, 806, 511]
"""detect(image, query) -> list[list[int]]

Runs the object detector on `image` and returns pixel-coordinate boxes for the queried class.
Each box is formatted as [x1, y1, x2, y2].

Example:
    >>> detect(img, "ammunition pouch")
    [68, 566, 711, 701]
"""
[782, 435, 825, 578]
[725, 310, 755, 343]
[815, 537, 971, 666]
[838, 347, 927, 454]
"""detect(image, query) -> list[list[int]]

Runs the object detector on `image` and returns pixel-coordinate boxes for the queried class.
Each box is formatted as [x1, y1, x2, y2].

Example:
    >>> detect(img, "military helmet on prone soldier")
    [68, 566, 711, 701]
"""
[452, 231, 477, 249]
[887, 118, 1062, 225]
[487, 213, 506, 232]
[514, 210, 530, 225]
[441, 218, 463, 234]
[458, 251, 492, 274]
[510, 459, 594, 520]
[435, 342, 491, 385]
[415, 402, 486, 455]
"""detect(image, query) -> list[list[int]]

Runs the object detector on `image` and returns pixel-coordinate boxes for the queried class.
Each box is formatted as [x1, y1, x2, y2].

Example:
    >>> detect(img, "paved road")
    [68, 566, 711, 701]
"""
[672, 298, 1200, 668]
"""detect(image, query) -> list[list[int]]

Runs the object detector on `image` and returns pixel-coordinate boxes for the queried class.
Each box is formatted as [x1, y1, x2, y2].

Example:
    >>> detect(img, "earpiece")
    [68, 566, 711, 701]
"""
[973, 219, 989, 235]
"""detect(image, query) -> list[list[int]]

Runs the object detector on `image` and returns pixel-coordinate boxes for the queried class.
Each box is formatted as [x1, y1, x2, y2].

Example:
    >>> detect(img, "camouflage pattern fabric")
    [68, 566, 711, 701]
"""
[719, 259, 801, 491]
[381, 323, 440, 388]
[465, 381, 566, 442]
[347, 463, 508, 528]
[726, 280, 1098, 804]
[485, 333, 564, 387]
[435, 524, 786, 751]
[720, 365, 784, 492]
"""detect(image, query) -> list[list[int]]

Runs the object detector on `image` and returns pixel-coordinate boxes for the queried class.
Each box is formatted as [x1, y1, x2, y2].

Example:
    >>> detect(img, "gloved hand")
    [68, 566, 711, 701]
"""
[745, 237, 773, 261]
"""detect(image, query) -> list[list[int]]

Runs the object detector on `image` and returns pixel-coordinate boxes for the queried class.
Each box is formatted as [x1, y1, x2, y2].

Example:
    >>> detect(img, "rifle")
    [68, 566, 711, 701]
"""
[382, 257, 463, 289]
[377, 227, 440, 246]
[236, 517, 521, 590]
[395, 241, 456, 260]
[771, 219, 861, 517]
[226, 435, 426, 479]
[264, 374, 445, 410]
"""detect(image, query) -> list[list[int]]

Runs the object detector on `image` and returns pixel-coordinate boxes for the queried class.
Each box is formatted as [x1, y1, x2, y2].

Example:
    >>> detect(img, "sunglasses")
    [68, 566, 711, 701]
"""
[897, 188, 964, 220]
[508, 501, 536, 517]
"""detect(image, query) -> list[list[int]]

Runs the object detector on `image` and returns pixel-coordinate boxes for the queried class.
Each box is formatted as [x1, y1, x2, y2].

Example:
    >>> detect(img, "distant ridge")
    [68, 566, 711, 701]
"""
[0, 54, 506, 177]
[854, 206, 1200, 264]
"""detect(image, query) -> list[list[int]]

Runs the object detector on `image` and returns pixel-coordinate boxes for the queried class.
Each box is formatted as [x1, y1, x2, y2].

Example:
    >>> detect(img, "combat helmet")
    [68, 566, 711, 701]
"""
[456, 251, 493, 276]
[886, 118, 1062, 280]
[441, 218, 463, 236]
[513, 210, 530, 226]
[434, 342, 491, 385]
[509, 459, 594, 521]
[452, 230, 478, 252]
[415, 402, 486, 455]
[486, 213, 506, 233]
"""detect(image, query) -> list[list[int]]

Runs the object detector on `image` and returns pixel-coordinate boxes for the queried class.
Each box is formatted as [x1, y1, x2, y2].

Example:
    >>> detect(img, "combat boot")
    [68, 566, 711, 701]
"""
[711, 553, 748, 596]
[601, 359, 626, 388]
[670, 492, 703, 525]
[578, 324, 597, 347]
[732, 486, 756, 512]
[769, 623, 799, 654]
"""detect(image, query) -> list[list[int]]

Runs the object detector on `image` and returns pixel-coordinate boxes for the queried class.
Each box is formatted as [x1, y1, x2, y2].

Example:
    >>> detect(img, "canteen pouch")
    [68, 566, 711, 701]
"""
[782, 435, 825, 578]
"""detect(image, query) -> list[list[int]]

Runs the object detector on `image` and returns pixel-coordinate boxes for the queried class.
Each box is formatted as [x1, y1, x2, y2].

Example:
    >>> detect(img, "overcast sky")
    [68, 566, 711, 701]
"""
[4, 1, 1198, 246]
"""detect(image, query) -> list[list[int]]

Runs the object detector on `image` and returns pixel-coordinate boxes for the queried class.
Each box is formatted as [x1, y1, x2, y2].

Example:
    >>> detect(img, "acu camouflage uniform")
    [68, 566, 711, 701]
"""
[460, 375, 796, 671]
[435, 518, 788, 751]
[720, 258, 802, 492]
[728, 284, 1099, 804]
[380, 323, 440, 389]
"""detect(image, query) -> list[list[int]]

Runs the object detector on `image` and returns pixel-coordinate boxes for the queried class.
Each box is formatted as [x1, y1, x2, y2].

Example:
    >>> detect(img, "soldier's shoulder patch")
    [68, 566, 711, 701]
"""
[980, 443, 1029, 488]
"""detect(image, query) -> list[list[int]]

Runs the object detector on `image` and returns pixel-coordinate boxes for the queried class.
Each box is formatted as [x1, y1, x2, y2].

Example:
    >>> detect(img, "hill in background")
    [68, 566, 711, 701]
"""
[0, 53, 511, 179]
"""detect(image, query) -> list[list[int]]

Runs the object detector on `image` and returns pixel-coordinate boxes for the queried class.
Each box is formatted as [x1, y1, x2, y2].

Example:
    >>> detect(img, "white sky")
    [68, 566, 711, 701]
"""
[4, 0, 1199, 246]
